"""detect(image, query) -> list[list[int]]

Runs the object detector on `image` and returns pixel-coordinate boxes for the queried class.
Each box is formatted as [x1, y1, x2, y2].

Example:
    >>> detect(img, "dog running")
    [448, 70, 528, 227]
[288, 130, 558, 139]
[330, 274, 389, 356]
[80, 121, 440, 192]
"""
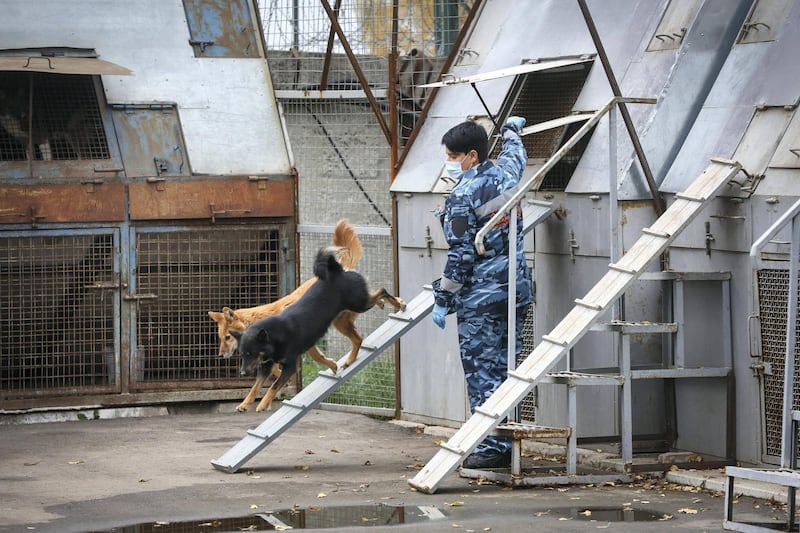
[230, 246, 406, 412]
[208, 219, 400, 412]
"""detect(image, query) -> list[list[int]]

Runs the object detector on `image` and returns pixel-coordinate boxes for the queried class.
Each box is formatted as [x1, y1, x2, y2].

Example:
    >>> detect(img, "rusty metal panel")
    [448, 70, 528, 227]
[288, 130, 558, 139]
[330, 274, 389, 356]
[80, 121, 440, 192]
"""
[0, 183, 125, 223]
[128, 177, 293, 221]
[182, 0, 263, 58]
[110, 105, 190, 178]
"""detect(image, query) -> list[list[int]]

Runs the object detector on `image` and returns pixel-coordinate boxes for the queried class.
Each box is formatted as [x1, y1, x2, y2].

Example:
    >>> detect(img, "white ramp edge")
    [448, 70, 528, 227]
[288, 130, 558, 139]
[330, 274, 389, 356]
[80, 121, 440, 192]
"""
[211, 286, 434, 473]
[408, 157, 743, 494]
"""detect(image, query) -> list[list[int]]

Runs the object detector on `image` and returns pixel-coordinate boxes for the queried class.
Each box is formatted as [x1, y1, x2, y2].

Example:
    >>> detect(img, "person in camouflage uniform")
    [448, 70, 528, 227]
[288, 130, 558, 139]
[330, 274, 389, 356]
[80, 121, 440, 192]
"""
[432, 116, 532, 469]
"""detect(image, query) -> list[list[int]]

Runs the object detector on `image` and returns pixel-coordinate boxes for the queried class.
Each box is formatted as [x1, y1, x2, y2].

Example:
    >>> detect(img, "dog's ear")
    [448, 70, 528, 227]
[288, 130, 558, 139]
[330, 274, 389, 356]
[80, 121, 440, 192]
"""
[229, 329, 243, 341]
[222, 307, 236, 323]
[208, 311, 224, 324]
[255, 328, 270, 343]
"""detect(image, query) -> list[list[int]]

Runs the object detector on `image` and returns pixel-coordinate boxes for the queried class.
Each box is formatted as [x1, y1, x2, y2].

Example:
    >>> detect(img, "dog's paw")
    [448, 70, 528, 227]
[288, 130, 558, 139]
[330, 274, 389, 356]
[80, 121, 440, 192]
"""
[398, 298, 407, 311]
[255, 402, 272, 412]
[235, 405, 249, 412]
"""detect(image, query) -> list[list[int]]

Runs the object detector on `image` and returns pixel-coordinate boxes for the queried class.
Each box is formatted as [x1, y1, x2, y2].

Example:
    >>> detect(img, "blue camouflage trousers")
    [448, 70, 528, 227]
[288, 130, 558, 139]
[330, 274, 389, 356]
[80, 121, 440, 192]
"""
[457, 304, 528, 456]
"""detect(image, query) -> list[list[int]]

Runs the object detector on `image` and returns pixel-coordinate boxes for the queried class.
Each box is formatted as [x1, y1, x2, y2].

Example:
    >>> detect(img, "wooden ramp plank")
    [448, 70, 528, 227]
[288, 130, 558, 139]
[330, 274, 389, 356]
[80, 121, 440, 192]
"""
[408, 158, 742, 494]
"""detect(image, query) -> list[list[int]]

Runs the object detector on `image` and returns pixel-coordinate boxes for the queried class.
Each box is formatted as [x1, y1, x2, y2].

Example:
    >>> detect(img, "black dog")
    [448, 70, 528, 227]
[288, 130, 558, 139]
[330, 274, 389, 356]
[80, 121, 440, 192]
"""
[230, 246, 406, 412]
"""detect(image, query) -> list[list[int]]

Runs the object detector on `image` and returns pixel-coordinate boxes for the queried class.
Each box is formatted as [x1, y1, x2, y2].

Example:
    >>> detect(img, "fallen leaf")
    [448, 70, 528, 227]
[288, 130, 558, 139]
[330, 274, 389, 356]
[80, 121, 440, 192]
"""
[317, 492, 327, 498]
[451, 524, 462, 528]
[445, 501, 465, 507]
[581, 510, 592, 516]
[294, 465, 310, 471]
[558, 517, 573, 521]
[659, 514, 673, 521]
[678, 508, 698, 514]
[68, 460, 84, 465]
[330, 449, 340, 453]
[305, 450, 315, 455]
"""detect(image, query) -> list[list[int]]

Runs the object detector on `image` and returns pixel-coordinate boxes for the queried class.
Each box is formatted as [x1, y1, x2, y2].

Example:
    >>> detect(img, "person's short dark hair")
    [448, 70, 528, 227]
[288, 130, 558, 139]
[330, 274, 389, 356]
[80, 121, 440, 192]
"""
[441, 120, 489, 162]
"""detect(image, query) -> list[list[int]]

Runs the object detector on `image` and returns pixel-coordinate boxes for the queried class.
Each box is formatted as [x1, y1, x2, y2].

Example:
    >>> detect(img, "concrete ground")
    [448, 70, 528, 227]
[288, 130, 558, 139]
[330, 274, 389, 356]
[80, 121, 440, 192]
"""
[0, 403, 793, 532]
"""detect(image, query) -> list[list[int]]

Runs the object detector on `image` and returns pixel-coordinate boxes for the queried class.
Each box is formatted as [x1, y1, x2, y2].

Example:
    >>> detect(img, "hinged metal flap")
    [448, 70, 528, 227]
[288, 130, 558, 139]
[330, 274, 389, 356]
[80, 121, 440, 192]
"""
[420, 55, 594, 88]
[0, 56, 132, 76]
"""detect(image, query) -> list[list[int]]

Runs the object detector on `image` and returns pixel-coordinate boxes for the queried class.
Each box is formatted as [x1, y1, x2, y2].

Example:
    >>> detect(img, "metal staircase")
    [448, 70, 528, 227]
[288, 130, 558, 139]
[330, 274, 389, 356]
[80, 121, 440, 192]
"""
[408, 157, 743, 494]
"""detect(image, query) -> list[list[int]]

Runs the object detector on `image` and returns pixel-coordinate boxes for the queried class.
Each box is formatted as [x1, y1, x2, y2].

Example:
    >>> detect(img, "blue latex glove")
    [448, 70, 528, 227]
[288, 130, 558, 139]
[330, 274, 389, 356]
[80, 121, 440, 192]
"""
[432, 304, 447, 329]
[505, 116, 526, 132]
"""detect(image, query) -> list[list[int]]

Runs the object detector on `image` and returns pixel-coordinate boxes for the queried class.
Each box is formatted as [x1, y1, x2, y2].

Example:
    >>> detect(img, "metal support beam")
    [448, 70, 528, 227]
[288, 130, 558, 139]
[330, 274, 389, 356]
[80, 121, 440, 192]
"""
[577, 0, 665, 216]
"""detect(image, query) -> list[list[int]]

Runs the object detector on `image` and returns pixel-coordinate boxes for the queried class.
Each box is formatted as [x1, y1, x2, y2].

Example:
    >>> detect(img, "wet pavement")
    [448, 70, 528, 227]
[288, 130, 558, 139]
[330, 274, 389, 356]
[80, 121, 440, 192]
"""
[0, 403, 792, 532]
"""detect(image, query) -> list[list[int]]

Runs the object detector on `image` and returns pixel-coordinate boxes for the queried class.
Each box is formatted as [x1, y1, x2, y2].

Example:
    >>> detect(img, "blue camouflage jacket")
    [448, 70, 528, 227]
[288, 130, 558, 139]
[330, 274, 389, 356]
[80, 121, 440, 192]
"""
[434, 123, 533, 315]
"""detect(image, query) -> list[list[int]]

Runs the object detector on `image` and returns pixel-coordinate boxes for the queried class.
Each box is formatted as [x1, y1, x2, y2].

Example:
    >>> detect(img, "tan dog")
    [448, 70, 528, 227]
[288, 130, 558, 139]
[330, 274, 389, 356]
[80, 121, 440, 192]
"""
[209, 219, 400, 412]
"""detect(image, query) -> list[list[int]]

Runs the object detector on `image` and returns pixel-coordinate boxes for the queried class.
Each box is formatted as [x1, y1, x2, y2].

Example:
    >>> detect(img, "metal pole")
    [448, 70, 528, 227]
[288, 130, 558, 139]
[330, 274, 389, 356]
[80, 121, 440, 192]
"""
[576, 0, 664, 216]
[780, 216, 800, 469]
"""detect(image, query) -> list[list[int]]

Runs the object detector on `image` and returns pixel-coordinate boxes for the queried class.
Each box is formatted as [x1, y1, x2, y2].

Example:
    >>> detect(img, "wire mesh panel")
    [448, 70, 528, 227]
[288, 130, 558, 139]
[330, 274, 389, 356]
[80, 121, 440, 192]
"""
[0, 231, 117, 397]
[133, 225, 284, 386]
[517, 302, 536, 422]
[298, 228, 397, 410]
[757, 268, 800, 460]
[491, 63, 594, 190]
[0, 72, 109, 161]
[282, 98, 393, 227]
[260, 0, 474, 145]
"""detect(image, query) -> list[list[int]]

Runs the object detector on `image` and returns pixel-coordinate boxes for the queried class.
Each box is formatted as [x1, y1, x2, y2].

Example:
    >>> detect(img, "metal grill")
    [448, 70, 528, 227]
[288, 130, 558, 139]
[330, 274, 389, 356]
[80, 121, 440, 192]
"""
[757, 268, 800, 459]
[261, 0, 473, 145]
[492, 64, 593, 190]
[134, 226, 282, 384]
[0, 231, 117, 395]
[298, 228, 396, 410]
[0, 72, 109, 161]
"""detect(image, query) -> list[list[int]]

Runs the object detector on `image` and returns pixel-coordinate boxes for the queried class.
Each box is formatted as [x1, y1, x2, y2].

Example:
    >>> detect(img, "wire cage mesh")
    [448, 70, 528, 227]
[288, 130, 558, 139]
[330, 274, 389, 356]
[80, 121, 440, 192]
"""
[260, 0, 474, 145]
[0, 72, 109, 162]
[133, 226, 283, 385]
[757, 268, 800, 460]
[298, 228, 397, 410]
[0, 231, 117, 395]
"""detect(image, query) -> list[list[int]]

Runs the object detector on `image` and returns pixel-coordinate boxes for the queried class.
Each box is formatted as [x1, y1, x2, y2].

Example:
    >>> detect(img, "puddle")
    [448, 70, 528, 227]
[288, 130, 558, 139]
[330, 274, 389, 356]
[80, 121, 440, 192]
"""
[91, 504, 448, 532]
[550, 506, 667, 522]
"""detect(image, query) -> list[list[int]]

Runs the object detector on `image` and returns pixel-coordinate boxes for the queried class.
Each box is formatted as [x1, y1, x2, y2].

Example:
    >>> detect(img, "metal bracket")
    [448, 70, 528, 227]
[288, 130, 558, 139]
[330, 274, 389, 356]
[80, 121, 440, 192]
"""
[209, 203, 251, 223]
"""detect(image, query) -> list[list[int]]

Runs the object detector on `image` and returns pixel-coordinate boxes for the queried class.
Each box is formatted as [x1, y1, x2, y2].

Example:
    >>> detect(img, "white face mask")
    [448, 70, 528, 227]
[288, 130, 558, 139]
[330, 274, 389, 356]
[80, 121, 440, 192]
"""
[445, 160, 464, 179]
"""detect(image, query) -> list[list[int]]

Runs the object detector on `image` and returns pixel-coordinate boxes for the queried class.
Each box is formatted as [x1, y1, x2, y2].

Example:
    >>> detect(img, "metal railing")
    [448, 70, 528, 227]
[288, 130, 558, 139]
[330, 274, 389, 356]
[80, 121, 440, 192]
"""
[750, 197, 800, 470]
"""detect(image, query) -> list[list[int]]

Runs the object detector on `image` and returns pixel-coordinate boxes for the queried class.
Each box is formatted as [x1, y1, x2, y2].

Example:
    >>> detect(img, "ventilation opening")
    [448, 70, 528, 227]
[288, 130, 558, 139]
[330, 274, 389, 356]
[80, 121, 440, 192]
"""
[492, 62, 593, 191]
[0, 72, 109, 161]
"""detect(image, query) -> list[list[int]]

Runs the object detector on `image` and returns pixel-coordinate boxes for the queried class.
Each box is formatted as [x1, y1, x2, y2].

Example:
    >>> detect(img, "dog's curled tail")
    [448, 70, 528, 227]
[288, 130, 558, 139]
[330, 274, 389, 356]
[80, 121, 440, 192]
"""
[332, 218, 362, 270]
[314, 247, 345, 281]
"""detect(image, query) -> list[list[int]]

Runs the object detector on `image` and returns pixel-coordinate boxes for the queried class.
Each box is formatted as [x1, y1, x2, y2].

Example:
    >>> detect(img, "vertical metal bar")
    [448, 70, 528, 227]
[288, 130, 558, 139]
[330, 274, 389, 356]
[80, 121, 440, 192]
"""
[576, 0, 664, 216]
[780, 217, 800, 469]
[508, 201, 518, 422]
[723, 278, 737, 463]
[390, 0, 401, 421]
[621, 334, 633, 469]
[724, 474, 735, 522]
[567, 384, 577, 475]
[674, 279, 685, 368]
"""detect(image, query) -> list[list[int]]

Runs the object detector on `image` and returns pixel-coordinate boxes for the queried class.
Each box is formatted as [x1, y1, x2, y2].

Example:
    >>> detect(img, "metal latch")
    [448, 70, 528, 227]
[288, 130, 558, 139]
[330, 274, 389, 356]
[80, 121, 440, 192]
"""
[123, 293, 158, 301]
[750, 361, 773, 377]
